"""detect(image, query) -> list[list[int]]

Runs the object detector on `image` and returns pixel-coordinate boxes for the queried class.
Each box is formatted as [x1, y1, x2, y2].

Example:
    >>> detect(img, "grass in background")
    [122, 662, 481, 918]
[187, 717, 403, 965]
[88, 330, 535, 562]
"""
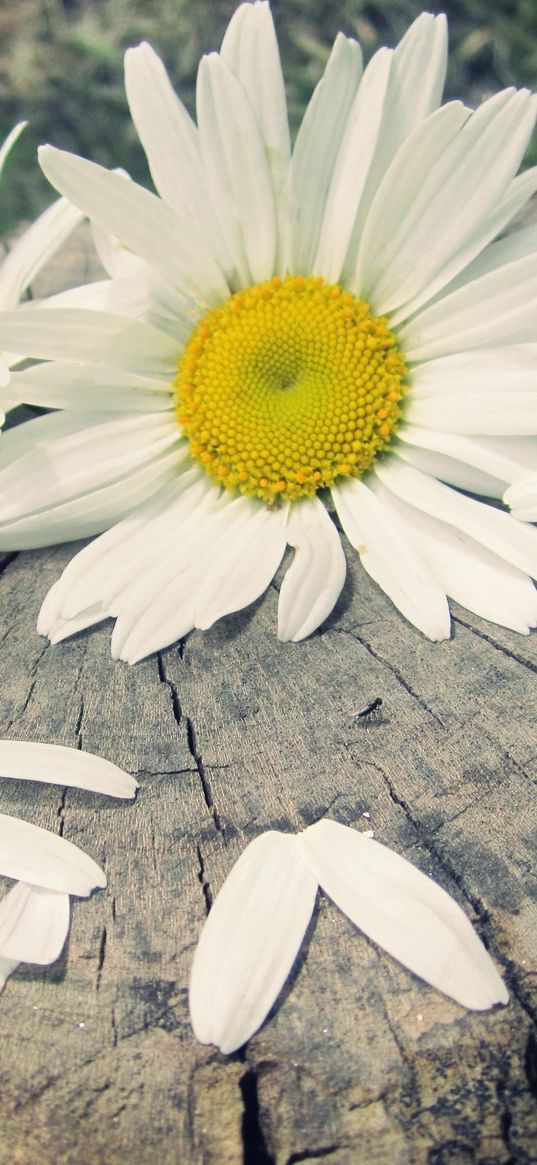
[0, 0, 536, 233]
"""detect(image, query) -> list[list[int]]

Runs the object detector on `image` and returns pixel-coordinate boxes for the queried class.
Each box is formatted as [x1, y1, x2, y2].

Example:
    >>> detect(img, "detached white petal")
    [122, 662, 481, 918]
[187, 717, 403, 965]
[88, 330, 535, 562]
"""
[0, 882, 70, 964]
[189, 832, 318, 1053]
[297, 820, 508, 1011]
[0, 739, 137, 798]
[0, 814, 106, 896]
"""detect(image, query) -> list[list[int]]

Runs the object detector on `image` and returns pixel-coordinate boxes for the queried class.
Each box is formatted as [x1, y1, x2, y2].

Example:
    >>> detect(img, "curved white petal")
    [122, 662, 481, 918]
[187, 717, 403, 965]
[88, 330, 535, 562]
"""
[124, 43, 234, 279]
[9, 361, 173, 413]
[406, 392, 537, 435]
[0, 198, 83, 312]
[332, 477, 451, 640]
[0, 740, 137, 798]
[39, 146, 229, 304]
[398, 425, 531, 489]
[504, 474, 537, 521]
[221, 1, 290, 270]
[297, 821, 508, 1011]
[194, 501, 288, 630]
[0, 814, 105, 895]
[278, 497, 346, 641]
[370, 478, 537, 634]
[0, 411, 178, 522]
[401, 251, 537, 361]
[0, 883, 70, 964]
[376, 458, 537, 579]
[189, 831, 318, 1053]
[0, 308, 181, 375]
[360, 89, 537, 317]
[0, 122, 27, 173]
[0, 444, 182, 551]
[196, 53, 277, 285]
[289, 33, 362, 275]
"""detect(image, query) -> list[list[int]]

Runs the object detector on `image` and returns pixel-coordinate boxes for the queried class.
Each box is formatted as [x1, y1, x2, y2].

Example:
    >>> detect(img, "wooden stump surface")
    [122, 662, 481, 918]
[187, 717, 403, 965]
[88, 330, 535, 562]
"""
[0, 232, 536, 1165]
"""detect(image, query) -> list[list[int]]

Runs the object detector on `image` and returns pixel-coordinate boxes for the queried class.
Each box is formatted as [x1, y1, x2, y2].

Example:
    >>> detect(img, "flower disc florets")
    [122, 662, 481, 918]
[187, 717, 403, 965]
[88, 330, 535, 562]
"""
[176, 274, 407, 503]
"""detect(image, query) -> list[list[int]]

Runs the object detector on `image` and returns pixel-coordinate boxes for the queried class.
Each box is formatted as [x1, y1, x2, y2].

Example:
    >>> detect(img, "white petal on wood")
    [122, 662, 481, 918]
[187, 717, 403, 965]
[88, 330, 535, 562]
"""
[194, 500, 288, 630]
[0, 814, 105, 895]
[332, 477, 451, 640]
[297, 821, 508, 1011]
[375, 458, 537, 579]
[0, 883, 70, 964]
[370, 478, 537, 634]
[278, 497, 346, 641]
[189, 831, 318, 1053]
[0, 739, 137, 798]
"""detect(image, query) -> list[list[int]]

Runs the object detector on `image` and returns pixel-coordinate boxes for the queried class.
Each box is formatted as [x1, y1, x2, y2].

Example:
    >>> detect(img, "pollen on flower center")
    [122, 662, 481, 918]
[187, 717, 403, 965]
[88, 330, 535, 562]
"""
[174, 275, 408, 503]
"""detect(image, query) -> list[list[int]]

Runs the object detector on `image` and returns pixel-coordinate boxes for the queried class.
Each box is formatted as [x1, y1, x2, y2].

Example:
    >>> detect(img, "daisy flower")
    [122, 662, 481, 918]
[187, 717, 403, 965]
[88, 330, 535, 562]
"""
[0, 3, 537, 661]
[0, 124, 83, 423]
[189, 821, 508, 1054]
[0, 739, 137, 989]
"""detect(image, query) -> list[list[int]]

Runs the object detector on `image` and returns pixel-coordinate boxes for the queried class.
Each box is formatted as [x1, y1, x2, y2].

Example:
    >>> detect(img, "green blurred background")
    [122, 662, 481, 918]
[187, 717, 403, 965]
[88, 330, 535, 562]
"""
[1, 0, 536, 234]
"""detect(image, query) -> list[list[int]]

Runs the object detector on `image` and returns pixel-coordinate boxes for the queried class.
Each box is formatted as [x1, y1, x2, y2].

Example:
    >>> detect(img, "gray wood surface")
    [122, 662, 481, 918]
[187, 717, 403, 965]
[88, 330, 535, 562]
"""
[0, 236, 536, 1164]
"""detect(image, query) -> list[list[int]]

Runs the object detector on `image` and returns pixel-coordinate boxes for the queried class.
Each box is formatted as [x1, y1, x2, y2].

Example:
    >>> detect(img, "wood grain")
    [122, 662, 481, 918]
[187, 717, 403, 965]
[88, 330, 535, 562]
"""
[0, 233, 536, 1164]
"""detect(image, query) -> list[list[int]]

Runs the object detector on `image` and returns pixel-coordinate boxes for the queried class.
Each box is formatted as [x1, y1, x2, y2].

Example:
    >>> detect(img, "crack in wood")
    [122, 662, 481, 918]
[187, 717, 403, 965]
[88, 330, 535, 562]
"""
[453, 616, 537, 675]
[333, 627, 445, 727]
[186, 715, 224, 839]
[240, 1067, 274, 1165]
[196, 843, 212, 914]
[0, 551, 18, 577]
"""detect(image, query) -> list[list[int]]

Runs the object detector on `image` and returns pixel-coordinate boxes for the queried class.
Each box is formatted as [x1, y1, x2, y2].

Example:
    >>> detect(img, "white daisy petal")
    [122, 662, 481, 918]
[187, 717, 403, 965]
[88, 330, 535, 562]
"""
[0, 739, 137, 798]
[0, 122, 27, 173]
[196, 53, 277, 285]
[340, 12, 448, 284]
[332, 477, 451, 640]
[0, 309, 181, 375]
[38, 146, 229, 303]
[406, 392, 537, 435]
[409, 346, 537, 400]
[402, 252, 537, 361]
[289, 33, 363, 275]
[0, 445, 183, 551]
[0, 412, 179, 521]
[396, 428, 528, 491]
[221, 1, 290, 170]
[48, 603, 109, 645]
[504, 474, 537, 522]
[9, 361, 173, 413]
[124, 43, 233, 276]
[45, 472, 201, 616]
[313, 46, 393, 283]
[297, 821, 508, 1011]
[195, 501, 288, 630]
[397, 443, 506, 499]
[370, 478, 537, 634]
[189, 832, 318, 1053]
[376, 458, 537, 579]
[278, 497, 346, 642]
[0, 814, 105, 895]
[361, 89, 537, 317]
[0, 198, 83, 312]
[0, 883, 70, 965]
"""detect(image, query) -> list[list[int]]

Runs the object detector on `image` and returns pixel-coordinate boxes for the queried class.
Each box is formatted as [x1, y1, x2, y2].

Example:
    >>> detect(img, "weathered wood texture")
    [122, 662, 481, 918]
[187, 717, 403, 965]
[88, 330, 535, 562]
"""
[0, 236, 536, 1165]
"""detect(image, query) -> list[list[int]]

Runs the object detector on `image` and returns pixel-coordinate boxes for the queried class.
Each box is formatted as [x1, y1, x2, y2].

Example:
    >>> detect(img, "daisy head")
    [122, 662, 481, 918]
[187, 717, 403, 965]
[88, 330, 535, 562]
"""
[0, 2, 537, 662]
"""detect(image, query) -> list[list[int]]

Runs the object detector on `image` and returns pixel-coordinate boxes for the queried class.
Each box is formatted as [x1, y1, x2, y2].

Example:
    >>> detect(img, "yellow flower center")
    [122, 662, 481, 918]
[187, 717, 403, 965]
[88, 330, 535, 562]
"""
[174, 275, 407, 503]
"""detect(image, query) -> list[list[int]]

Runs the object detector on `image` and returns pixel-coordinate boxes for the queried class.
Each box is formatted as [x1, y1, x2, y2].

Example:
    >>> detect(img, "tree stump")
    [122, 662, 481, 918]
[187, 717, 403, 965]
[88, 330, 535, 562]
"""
[0, 230, 536, 1165]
